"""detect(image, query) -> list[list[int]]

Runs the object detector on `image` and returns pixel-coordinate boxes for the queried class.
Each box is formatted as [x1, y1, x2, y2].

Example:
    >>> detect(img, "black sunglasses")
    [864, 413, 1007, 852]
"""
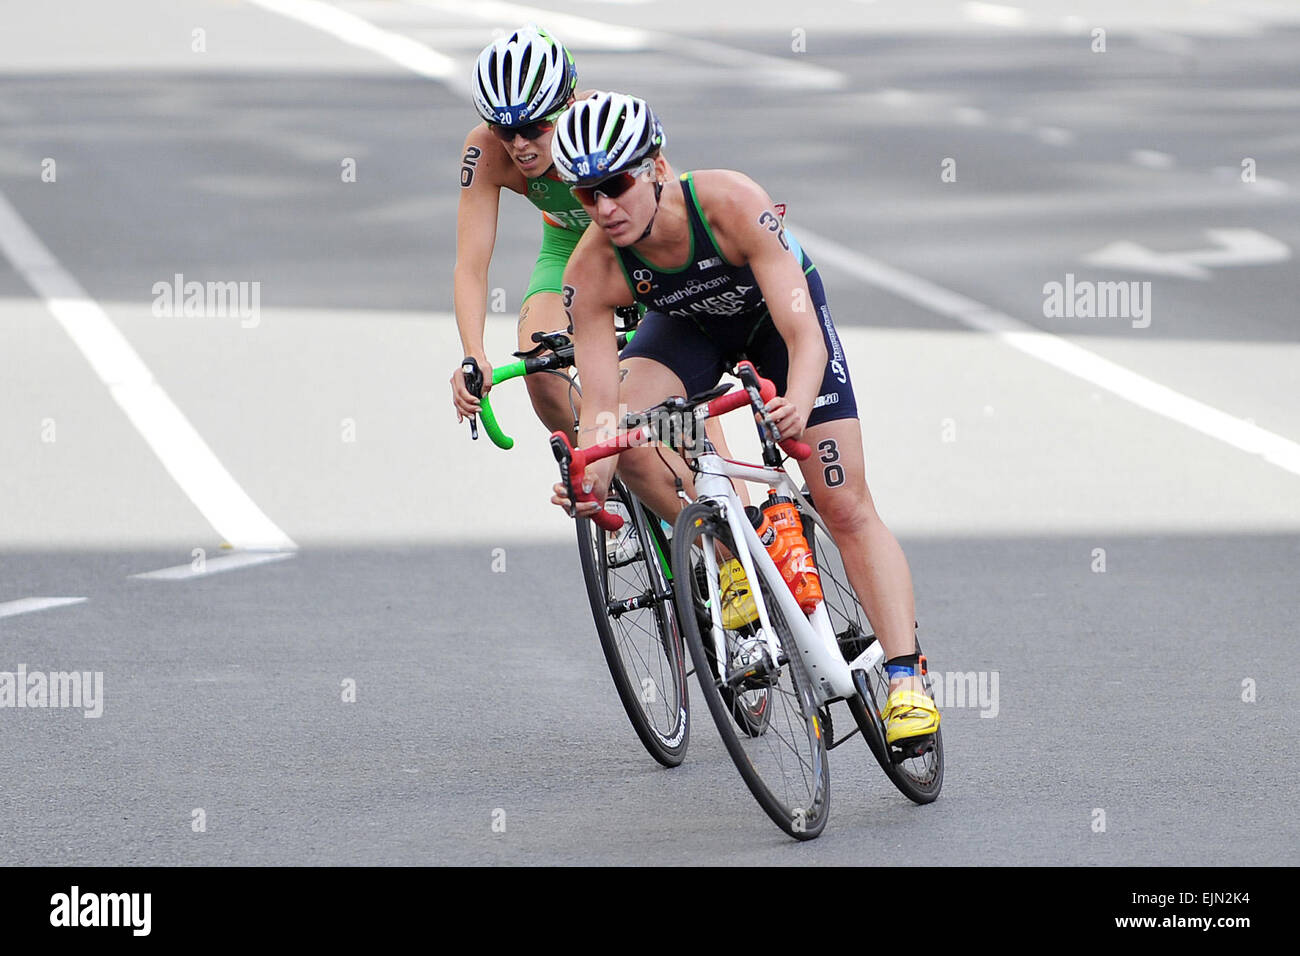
[488, 117, 557, 142]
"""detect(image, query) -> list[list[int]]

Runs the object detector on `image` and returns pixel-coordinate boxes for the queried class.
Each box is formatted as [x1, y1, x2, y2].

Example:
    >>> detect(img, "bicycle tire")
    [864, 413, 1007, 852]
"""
[672, 501, 829, 840]
[575, 479, 689, 768]
[802, 502, 943, 803]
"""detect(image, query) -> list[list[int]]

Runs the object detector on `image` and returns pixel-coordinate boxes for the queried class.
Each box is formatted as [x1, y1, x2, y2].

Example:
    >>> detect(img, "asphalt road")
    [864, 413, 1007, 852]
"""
[1, 0, 1297, 866]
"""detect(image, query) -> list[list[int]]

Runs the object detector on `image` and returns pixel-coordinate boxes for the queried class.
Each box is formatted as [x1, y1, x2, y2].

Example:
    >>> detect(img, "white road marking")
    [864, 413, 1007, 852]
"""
[0, 597, 87, 619]
[1084, 228, 1291, 280]
[407, 0, 845, 89]
[963, 2, 1026, 28]
[245, 0, 457, 81]
[1129, 149, 1175, 169]
[409, 0, 647, 49]
[0, 189, 298, 553]
[877, 88, 917, 108]
[1036, 126, 1076, 146]
[131, 551, 297, 581]
[792, 224, 1300, 477]
[954, 106, 989, 125]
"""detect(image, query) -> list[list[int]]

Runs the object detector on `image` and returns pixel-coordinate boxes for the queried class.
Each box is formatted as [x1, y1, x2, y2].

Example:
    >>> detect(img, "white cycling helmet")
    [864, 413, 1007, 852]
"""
[550, 91, 666, 184]
[472, 26, 577, 127]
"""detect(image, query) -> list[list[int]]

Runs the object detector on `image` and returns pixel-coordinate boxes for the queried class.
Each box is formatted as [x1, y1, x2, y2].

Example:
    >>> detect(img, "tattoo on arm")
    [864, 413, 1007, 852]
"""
[561, 283, 576, 329]
[758, 210, 789, 250]
[460, 146, 482, 188]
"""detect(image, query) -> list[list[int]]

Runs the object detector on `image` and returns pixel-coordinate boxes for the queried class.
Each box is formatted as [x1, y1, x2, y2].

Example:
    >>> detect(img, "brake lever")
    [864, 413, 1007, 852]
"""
[749, 386, 782, 445]
[549, 435, 578, 518]
[735, 365, 781, 445]
[461, 358, 482, 441]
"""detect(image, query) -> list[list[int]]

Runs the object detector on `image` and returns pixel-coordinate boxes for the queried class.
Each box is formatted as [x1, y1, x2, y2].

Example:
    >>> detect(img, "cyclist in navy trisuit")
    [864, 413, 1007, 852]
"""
[549, 92, 939, 745]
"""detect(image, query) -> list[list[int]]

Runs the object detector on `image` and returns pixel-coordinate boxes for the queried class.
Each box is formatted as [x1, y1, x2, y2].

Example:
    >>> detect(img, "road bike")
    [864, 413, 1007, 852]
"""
[462, 318, 689, 767]
[550, 361, 942, 839]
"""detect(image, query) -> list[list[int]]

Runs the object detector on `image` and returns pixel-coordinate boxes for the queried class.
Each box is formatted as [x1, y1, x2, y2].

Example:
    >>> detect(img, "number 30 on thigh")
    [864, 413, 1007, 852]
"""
[818, 438, 845, 488]
[801, 421, 870, 502]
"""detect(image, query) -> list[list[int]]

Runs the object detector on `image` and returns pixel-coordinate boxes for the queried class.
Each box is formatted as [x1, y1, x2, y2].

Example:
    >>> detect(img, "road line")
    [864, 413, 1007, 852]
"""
[963, 3, 1026, 28]
[131, 551, 297, 581]
[792, 225, 1300, 477]
[0, 189, 298, 552]
[0, 597, 87, 619]
[1036, 126, 1076, 146]
[1130, 149, 1175, 169]
[409, 0, 648, 48]
[408, 0, 845, 89]
[245, 0, 458, 81]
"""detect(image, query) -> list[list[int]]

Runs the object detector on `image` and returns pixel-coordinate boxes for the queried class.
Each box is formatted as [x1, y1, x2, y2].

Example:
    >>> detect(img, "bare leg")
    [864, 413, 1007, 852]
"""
[518, 293, 579, 439]
[610, 357, 697, 520]
[799, 418, 924, 696]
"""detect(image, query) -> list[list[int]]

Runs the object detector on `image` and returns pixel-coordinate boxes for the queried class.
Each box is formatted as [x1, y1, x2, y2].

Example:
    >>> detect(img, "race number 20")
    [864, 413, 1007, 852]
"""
[460, 146, 482, 187]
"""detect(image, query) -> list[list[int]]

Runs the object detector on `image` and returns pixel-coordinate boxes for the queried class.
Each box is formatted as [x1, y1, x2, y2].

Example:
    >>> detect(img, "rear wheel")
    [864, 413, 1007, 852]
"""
[575, 480, 689, 767]
[672, 501, 829, 839]
[802, 499, 943, 803]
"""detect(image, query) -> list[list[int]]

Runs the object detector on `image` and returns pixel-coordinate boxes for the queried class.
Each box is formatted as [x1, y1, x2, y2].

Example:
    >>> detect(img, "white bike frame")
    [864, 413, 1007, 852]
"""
[687, 438, 885, 709]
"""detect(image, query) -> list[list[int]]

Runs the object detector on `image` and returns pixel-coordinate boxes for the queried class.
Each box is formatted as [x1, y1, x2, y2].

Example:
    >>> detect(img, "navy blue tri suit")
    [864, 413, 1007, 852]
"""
[616, 172, 857, 428]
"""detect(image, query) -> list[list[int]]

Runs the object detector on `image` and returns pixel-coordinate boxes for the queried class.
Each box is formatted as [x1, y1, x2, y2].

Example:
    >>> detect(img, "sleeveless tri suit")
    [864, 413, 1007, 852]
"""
[616, 173, 857, 427]
[521, 171, 591, 302]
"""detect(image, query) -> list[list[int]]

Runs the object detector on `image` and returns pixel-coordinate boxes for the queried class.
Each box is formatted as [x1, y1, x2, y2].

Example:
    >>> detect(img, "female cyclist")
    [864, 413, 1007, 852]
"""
[448, 26, 590, 436]
[549, 92, 939, 746]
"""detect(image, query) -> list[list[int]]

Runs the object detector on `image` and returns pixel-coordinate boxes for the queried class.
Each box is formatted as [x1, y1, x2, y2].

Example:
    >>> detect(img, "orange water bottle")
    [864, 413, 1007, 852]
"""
[746, 492, 823, 613]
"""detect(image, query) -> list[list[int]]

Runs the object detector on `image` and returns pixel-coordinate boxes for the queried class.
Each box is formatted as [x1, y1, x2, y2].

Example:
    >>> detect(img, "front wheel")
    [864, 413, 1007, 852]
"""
[575, 480, 689, 768]
[672, 501, 829, 840]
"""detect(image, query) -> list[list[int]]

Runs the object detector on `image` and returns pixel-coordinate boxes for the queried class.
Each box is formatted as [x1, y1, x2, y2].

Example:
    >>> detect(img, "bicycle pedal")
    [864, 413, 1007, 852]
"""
[891, 734, 935, 762]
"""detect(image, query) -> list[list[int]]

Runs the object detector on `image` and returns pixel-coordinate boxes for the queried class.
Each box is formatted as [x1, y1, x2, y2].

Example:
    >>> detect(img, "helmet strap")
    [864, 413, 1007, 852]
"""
[636, 181, 665, 243]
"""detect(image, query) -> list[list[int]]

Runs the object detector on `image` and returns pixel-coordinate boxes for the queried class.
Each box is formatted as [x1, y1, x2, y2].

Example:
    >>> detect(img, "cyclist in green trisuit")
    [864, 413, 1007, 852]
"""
[549, 92, 940, 747]
[449, 26, 592, 436]
[449, 29, 743, 564]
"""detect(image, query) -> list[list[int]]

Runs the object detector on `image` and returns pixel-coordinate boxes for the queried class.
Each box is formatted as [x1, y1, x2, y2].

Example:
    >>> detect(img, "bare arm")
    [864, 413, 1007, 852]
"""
[554, 227, 635, 510]
[706, 172, 827, 438]
[450, 127, 511, 417]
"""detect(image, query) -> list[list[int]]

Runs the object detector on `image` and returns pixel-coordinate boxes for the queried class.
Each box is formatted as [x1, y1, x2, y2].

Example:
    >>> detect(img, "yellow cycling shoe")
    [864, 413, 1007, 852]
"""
[719, 558, 759, 630]
[883, 687, 940, 745]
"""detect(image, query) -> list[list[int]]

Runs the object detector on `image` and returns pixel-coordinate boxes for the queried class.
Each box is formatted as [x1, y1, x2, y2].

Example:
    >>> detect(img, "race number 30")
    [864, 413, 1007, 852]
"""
[818, 439, 844, 487]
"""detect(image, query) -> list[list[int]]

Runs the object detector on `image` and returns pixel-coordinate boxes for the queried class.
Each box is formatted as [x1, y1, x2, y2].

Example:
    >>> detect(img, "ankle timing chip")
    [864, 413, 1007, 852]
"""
[885, 653, 920, 680]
